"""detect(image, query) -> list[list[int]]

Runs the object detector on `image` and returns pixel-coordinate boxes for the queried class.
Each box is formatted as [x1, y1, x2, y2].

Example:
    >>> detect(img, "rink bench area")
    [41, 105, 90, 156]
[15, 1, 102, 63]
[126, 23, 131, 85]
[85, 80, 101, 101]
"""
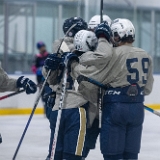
[0, 74, 160, 115]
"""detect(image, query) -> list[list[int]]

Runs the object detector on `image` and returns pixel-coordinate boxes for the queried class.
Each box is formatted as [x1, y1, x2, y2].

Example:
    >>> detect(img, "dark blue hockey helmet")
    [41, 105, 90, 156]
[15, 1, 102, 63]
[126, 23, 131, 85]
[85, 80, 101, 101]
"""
[37, 41, 46, 49]
[63, 17, 88, 37]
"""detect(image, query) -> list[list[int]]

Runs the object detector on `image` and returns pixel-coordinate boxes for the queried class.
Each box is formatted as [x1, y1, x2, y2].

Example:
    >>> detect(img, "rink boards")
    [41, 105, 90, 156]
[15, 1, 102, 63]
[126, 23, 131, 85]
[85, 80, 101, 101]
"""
[0, 74, 160, 115]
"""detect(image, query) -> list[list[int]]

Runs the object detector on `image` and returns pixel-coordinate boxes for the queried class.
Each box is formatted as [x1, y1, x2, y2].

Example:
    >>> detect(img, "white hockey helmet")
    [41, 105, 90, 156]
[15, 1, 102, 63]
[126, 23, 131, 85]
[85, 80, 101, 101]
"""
[74, 30, 98, 52]
[88, 15, 112, 30]
[111, 18, 135, 41]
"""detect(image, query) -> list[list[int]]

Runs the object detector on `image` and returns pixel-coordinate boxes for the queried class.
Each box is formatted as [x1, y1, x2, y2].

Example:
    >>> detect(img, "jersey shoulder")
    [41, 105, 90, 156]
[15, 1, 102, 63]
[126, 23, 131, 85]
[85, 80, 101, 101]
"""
[53, 37, 74, 53]
[115, 45, 151, 58]
[132, 46, 152, 60]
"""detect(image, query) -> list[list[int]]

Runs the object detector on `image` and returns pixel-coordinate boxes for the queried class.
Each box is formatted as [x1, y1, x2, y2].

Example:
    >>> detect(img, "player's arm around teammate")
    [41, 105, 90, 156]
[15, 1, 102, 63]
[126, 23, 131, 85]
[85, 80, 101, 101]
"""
[70, 22, 113, 104]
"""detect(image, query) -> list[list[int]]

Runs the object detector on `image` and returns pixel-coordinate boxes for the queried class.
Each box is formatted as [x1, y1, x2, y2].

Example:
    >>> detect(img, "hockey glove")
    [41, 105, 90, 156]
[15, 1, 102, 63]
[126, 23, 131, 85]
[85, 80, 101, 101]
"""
[44, 54, 62, 71]
[47, 92, 56, 109]
[17, 76, 37, 94]
[43, 89, 56, 109]
[95, 22, 112, 42]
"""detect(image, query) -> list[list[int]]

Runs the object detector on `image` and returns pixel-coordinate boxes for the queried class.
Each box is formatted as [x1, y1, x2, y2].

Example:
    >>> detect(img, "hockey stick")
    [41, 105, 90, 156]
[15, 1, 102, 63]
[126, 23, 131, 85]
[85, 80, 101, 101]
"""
[50, 55, 69, 160]
[100, 0, 103, 23]
[12, 24, 77, 160]
[144, 106, 160, 117]
[12, 73, 51, 160]
[0, 83, 41, 101]
[0, 89, 25, 100]
[98, 0, 104, 128]
[78, 75, 160, 117]
[77, 75, 107, 89]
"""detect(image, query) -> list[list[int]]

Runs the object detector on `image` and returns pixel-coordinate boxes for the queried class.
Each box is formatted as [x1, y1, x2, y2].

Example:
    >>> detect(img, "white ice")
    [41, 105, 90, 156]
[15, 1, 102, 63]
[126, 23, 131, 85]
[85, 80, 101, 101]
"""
[0, 111, 160, 160]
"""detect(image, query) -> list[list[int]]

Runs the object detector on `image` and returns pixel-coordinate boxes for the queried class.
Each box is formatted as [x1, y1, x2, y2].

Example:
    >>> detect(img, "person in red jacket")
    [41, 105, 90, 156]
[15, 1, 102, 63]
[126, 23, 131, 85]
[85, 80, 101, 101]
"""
[32, 41, 49, 85]
[32, 41, 50, 116]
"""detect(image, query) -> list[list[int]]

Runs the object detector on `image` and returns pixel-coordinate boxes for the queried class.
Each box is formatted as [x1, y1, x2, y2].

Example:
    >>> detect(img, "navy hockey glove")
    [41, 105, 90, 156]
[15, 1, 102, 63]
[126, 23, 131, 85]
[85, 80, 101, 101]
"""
[44, 54, 62, 71]
[43, 90, 56, 109]
[47, 92, 56, 109]
[17, 76, 37, 94]
[95, 22, 112, 41]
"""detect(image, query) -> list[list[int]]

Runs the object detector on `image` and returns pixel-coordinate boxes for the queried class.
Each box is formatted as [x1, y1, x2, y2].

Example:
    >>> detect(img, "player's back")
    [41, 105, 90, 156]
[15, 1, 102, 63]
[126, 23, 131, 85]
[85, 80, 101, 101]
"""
[103, 44, 154, 95]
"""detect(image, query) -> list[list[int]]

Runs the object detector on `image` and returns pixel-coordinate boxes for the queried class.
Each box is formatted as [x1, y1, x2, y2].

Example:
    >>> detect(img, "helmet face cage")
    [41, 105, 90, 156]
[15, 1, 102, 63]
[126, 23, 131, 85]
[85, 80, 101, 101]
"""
[111, 18, 135, 44]
[74, 30, 98, 52]
[63, 17, 88, 37]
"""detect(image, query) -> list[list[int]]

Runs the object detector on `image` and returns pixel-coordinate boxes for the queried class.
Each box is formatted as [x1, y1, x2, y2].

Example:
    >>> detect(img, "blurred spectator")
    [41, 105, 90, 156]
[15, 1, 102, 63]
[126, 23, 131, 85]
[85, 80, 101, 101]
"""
[32, 41, 50, 116]
[32, 41, 49, 84]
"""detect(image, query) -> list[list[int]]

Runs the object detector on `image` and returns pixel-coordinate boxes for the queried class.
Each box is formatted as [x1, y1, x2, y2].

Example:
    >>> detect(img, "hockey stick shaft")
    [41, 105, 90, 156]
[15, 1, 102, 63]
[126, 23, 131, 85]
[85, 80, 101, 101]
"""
[0, 84, 41, 101]
[98, 87, 102, 128]
[100, 0, 103, 23]
[0, 89, 25, 100]
[77, 75, 107, 89]
[99, 0, 103, 128]
[12, 71, 51, 160]
[78, 75, 160, 118]
[144, 106, 160, 117]
[50, 57, 68, 160]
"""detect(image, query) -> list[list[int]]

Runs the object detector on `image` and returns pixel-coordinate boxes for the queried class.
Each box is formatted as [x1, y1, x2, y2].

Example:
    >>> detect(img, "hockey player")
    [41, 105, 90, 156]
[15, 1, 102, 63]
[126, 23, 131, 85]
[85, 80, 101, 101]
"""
[0, 63, 37, 144]
[69, 19, 153, 160]
[44, 21, 113, 160]
[43, 17, 88, 160]
[88, 15, 112, 31]
[99, 19, 153, 160]
[73, 29, 110, 159]
[83, 14, 112, 158]
[73, 30, 99, 159]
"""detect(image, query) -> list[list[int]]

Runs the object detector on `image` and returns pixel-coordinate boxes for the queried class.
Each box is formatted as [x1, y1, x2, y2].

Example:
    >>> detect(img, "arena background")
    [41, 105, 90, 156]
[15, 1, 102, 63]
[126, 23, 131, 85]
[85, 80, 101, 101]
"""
[0, 0, 160, 115]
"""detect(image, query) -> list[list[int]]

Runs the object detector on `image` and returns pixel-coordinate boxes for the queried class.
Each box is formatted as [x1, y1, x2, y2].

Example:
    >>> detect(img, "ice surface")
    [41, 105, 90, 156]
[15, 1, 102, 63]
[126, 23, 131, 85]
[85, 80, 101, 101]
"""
[0, 111, 160, 160]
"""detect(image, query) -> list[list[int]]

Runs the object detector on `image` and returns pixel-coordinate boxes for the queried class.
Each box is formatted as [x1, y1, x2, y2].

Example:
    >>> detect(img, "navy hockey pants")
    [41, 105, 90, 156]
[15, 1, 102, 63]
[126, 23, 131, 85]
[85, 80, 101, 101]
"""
[100, 102, 144, 160]
[48, 107, 86, 160]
